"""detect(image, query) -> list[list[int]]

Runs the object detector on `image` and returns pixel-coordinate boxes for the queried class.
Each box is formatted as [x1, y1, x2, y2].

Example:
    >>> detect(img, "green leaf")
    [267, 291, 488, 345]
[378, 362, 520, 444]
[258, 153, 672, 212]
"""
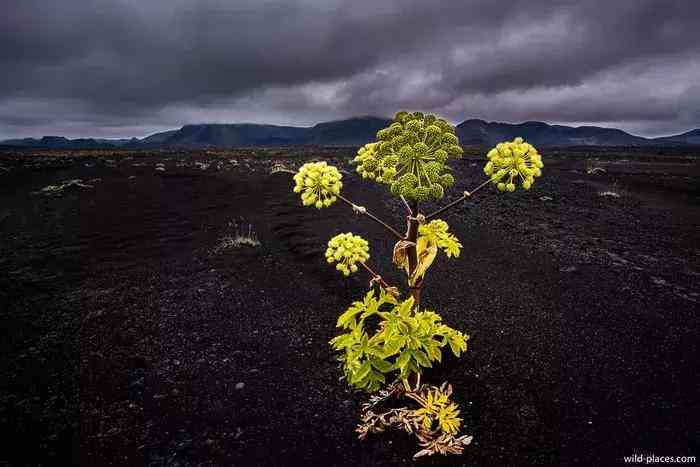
[370, 357, 393, 373]
[396, 350, 411, 370]
[448, 333, 467, 356]
[424, 342, 442, 363]
[336, 302, 364, 329]
[397, 297, 414, 318]
[382, 336, 404, 357]
[413, 349, 432, 368]
[352, 360, 372, 384]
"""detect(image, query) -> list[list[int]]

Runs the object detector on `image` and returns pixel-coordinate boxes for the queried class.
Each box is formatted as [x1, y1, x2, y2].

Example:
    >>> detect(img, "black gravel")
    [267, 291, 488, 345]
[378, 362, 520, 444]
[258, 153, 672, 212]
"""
[0, 148, 698, 466]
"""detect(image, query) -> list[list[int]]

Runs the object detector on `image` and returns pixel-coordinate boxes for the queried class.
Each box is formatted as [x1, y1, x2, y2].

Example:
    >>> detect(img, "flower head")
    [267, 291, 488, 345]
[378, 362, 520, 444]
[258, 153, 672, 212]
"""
[293, 161, 342, 208]
[483, 137, 543, 191]
[325, 233, 370, 276]
[353, 111, 462, 202]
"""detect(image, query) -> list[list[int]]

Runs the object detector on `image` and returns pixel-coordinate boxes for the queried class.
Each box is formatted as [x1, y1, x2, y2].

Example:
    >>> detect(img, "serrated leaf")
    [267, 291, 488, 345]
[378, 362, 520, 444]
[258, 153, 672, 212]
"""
[413, 349, 432, 367]
[336, 302, 364, 329]
[448, 334, 466, 356]
[397, 297, 414, 318]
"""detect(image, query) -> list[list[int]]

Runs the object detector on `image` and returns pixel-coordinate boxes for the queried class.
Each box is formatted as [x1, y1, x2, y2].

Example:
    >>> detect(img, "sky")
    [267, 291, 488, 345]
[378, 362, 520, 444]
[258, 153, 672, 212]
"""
[1, 0, 699, 139]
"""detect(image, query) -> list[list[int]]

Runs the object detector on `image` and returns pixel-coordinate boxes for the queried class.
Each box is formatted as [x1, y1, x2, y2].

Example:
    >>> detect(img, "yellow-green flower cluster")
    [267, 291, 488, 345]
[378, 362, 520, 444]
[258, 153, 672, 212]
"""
[354, 143, 398, 182]
[325, 233, 370, 276]
[484, 137, 543, 192]
[353, 111, 461, 202]
[293, 161, 342, 208]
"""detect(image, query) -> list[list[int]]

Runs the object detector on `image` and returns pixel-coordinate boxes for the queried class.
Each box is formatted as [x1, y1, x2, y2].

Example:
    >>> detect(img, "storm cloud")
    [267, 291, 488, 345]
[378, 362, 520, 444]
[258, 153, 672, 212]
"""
[1, 0, 699, 138]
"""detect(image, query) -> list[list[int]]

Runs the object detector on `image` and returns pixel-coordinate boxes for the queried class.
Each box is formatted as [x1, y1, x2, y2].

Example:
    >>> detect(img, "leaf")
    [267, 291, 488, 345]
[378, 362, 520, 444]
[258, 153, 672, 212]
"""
[370, 357, 393, 373]
[329, 334, 350, 349]
[352, 360, 372, 384]
[392, 240, 414, 273]
[448, 334, 467, 356]
[413, 349, 432, 368]
[410, 236, 437, 285]
[396, 350, 411, 370]
[396, 296, 414, 318]
[413, 448, 434, 459]
[424, 343, 442, 363]
[382, 336, 404, 357]
[336, 302, 364, 329]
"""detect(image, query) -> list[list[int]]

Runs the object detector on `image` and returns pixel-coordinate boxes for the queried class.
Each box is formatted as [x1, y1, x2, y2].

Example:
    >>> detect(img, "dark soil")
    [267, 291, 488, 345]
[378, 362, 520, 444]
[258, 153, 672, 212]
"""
[1, 148, 698, 466]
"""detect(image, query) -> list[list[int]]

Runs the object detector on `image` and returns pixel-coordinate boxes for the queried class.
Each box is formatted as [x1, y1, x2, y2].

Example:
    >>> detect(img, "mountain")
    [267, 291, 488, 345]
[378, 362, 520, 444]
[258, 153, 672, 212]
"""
[456, 119, 650, 146]
[2, 117, 698, 149]
[651, 129, 700, 145]
[161, 123, 308, 147]
[0, 136, 116, 149]
[306, 117, 391, 145]
[146, 116, 391, 147]
[139, 130, 179, 145]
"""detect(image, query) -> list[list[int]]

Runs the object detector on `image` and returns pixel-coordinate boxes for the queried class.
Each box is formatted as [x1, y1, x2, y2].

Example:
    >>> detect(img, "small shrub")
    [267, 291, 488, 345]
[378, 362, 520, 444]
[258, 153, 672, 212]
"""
[36, 179, 93, 195]
[213, 220, 260, 253]
[599, 181, 623, 198]
[290, 111, 544, 458]
[586, 159, 606, 175]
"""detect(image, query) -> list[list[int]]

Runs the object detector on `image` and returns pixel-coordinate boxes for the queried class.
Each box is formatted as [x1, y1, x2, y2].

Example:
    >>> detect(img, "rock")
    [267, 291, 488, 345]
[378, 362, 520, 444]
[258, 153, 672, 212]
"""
[129, 377, 144, 389]
[235, 382, 245, 390]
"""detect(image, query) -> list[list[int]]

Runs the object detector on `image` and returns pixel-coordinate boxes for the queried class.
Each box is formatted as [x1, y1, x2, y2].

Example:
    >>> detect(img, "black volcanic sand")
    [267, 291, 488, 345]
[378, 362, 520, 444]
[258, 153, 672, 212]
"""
[0, 148, 698, 466]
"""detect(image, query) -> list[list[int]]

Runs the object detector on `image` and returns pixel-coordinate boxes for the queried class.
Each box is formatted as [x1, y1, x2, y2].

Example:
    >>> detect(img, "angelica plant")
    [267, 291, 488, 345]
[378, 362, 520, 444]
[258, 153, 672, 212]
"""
[290, 111, 544, 459]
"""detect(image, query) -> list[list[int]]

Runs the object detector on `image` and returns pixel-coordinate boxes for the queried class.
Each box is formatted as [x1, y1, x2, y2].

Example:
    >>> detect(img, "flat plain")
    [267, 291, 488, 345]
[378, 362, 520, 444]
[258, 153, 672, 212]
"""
[0, 146, 698, 466]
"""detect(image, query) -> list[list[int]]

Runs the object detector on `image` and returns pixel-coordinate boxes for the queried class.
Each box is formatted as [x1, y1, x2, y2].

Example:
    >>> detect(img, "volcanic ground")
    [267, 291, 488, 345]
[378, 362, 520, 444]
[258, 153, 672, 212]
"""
[0, 147, 698, 466]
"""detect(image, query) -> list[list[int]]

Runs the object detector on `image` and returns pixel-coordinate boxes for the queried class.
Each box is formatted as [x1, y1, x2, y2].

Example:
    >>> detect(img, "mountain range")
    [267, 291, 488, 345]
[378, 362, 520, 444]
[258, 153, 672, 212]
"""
[2, 117, 699, 149]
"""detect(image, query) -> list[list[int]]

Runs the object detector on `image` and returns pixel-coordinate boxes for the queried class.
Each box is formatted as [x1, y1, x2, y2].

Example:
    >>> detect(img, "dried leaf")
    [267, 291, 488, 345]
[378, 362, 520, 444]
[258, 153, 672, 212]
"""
[392, 240, 414, 273]
[413, 448, 434, 459]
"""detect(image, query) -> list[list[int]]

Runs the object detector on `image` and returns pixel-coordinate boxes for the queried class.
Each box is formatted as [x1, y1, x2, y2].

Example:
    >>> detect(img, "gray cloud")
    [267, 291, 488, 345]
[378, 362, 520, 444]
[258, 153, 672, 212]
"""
[1, 0, 699, 138]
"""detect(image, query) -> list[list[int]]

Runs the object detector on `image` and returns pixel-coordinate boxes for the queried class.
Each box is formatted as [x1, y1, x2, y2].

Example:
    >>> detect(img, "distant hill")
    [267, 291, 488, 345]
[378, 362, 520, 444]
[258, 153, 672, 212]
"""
[149, 116, 391, 147]
[1, 136, 115, 149]
[651, 129, 700, 145]
[2, 116, 698, 149]
[306, 117, 391, 145]
[456, 119, 651, 146]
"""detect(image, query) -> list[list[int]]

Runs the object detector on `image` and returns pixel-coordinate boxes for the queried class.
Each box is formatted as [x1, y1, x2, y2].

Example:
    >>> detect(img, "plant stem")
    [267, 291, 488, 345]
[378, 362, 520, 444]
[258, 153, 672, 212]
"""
[399, 195, 413, 215]
[360, 261, 395, 291]
[337, 194, 405, 240]
[405, 201, 421, 308]
[424, 178, 492, 220]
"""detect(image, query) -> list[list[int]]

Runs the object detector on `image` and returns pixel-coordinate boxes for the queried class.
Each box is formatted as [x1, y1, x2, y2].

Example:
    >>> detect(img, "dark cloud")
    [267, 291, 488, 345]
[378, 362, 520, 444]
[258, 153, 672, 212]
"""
[1, 0, 699, 138]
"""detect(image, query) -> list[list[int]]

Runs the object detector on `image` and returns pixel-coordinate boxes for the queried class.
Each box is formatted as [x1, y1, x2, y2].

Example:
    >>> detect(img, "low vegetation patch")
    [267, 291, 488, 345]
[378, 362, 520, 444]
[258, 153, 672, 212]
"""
[36, 179, 94, 195]
[213, 220, 260, 253]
